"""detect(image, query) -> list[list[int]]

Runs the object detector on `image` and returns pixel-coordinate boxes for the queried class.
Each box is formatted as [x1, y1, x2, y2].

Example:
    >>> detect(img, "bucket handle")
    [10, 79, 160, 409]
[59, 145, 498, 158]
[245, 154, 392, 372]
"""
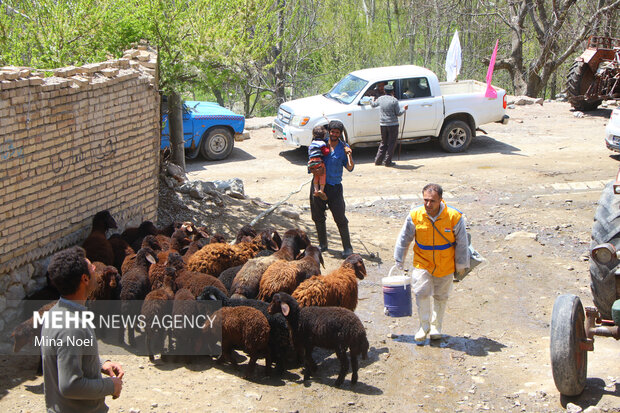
[387, 265, 410, 289]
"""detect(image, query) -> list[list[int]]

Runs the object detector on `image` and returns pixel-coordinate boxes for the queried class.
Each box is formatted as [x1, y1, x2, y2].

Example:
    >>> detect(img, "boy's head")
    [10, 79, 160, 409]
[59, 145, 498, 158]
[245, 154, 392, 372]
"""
[48, 246, 91, 296]
[312, 125, 327, 140]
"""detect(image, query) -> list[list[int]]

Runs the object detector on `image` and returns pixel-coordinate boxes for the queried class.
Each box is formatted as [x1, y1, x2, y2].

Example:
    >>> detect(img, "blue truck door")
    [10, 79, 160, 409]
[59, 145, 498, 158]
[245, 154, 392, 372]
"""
[182, 107, 195, 147]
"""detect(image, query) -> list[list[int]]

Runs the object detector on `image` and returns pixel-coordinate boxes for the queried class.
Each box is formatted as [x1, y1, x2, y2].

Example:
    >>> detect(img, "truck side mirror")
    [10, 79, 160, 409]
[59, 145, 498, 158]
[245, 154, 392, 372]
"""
[359, 97, 372, 105]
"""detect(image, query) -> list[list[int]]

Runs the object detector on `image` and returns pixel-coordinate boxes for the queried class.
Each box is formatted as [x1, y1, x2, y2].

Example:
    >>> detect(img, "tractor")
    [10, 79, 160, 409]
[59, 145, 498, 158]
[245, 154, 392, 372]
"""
[550, 176, 620, 396]
[566, 36, 620, 111]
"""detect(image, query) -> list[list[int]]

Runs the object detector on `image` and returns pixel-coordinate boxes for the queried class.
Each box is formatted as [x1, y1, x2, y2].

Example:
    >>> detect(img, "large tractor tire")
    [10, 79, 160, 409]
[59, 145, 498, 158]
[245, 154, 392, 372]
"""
[589, 182, 620, 319]
[566, 61, 602, 111]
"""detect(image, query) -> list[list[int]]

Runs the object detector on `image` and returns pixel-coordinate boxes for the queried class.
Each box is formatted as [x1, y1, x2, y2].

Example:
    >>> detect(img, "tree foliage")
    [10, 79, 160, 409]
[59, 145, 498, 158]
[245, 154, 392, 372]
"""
[1, 0, 618, 108]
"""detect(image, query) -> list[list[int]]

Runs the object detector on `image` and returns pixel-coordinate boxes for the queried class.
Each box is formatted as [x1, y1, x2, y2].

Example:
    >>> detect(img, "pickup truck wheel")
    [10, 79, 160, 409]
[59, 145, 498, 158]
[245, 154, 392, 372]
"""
[200, 128, 234, 160]
[439, 120, 472, 153]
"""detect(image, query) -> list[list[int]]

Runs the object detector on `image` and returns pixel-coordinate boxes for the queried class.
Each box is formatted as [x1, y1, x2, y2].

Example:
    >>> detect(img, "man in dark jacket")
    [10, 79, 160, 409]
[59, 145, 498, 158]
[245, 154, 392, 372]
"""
[370, 84, 408, 167]
[310, 120, 355, 258]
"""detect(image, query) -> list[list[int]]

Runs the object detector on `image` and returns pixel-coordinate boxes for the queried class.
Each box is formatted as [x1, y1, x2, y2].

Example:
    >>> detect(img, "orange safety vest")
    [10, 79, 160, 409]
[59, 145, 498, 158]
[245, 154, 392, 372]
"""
[410, 202, 463, 277]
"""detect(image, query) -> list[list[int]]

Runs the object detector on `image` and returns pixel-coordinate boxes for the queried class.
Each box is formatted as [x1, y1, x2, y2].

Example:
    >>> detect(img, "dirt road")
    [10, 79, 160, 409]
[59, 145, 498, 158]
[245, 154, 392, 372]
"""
[2, 101, 619, 412]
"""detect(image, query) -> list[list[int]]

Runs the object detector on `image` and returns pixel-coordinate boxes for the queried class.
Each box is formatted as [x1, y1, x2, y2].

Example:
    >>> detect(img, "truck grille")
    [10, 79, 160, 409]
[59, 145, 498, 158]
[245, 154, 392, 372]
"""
[277, 107, 292, 125]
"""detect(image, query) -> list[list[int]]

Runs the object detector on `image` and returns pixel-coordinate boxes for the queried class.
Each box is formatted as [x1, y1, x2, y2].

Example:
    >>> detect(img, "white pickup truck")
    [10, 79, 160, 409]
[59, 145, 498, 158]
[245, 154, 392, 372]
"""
[272, 65, 509, 152]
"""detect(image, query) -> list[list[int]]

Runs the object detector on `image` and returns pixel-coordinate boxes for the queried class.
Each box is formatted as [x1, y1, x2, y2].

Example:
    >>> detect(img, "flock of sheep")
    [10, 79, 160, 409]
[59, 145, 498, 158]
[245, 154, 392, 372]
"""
[13, 210, 370, 387]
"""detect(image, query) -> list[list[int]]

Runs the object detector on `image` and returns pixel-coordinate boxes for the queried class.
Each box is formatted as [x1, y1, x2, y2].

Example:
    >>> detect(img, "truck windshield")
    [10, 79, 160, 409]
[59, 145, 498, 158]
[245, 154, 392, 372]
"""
[324, 74, 367, 104]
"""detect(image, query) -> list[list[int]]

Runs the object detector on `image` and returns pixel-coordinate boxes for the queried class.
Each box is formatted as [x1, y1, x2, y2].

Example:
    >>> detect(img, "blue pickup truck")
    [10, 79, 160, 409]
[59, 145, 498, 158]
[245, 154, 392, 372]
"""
[161, 100, 245, 160]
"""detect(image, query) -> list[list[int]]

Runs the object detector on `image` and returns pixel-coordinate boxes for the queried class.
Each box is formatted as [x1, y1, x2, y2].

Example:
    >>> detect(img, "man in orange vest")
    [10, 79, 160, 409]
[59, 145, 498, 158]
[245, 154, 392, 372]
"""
[394, 184, 470, 342]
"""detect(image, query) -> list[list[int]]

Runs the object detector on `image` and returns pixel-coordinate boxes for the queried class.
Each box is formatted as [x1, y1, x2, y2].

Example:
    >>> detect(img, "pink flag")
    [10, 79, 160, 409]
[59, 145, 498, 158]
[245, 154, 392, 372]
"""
[485, 39, 499, 98]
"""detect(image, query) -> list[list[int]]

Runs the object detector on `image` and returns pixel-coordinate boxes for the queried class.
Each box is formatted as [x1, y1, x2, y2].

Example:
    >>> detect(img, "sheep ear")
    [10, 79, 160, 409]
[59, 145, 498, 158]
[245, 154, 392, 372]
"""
[281, 303, 290, 316]
[272, 231, 282, 248]
[146, 254, 157, 265]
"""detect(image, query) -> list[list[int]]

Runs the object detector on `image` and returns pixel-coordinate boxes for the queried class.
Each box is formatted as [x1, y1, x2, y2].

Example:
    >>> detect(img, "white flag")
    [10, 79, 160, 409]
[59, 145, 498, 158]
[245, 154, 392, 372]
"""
[445, 30, 462, 82]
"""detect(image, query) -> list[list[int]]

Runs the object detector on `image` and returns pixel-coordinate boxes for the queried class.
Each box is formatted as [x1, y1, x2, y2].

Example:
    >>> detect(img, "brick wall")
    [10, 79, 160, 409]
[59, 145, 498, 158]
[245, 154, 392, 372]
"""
[0, 47, 160, 312]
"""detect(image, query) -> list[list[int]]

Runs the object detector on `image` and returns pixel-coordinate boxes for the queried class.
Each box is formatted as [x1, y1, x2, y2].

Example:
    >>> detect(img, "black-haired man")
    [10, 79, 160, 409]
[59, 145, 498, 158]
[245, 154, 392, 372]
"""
[310, 120, 355, 258]
[42, 246, 124, 412]
[370, 83, 408, 167]
[394, 184, 470, 342]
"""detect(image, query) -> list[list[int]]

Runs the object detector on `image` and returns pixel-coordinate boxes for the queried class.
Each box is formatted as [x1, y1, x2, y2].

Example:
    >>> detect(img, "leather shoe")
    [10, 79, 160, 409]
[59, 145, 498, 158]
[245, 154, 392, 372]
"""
[384, 161, 396, 167]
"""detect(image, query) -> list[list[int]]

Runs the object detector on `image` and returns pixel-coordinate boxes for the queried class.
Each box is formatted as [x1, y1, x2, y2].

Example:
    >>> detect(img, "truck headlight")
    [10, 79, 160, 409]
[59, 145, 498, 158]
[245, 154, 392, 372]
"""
[291, 115, 310, 126]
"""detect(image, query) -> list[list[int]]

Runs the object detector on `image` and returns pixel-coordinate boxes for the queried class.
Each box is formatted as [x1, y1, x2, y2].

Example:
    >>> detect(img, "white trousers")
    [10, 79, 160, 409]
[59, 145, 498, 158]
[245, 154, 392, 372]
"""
[411, 268, 453, 301]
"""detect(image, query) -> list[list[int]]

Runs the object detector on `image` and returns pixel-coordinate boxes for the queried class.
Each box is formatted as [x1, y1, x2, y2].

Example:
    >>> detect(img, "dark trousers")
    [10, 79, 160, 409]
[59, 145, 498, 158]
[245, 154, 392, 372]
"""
[310, 183, 348, 227]
[375, 124, 399, 164]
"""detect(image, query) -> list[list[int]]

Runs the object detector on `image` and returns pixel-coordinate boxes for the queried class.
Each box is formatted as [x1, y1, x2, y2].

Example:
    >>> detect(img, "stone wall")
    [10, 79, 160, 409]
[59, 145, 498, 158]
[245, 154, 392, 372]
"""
[0, 46, 160, 328]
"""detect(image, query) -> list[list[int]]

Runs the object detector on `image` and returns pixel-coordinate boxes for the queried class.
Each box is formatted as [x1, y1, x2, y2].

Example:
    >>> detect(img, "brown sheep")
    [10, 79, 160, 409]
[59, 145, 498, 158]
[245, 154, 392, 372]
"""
[151, 221, 195, 252]
[169, 288, 199, 362]
[183, 226, 211, 262]
[212, 306, 271, 378]
[120, 235, 163, 276]
[141, 269, 176, 362]
[148, 230, 192, 289]
[292, 254, 366, 311]
[230, 229, 310, 299]
[11, 301, 57, 353]
[158, 220, 194, 237]
[186, 243, 239, 276]
[258, 245, 324, 302]
[83, 210, 117, 265]
[152, 251, 228, 297]
[148, 251, 182, 291]
[176, 269, 228, 297]
[88, 262, 119, 301]
[235, 224, 257, 243]
[186, 229, 280, 277]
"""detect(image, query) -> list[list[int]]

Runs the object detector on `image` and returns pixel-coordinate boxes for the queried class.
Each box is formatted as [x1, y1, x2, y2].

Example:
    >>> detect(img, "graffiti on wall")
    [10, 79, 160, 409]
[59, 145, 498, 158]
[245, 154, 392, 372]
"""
[0, 139, 24, 161]
[50, 137, 117, 175]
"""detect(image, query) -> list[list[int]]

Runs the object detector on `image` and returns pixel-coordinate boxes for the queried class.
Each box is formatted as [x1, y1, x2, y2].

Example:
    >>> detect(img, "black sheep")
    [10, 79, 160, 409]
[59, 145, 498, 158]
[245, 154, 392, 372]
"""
[268, 292, 369, 387]
[198, 286, 291, 374]
[218, 265, 242, 295]
[121, 220, 159, 252]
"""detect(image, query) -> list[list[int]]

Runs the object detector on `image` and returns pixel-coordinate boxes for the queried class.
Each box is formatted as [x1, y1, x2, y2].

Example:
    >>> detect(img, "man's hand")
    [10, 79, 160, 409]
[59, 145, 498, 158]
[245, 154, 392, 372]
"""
[344, 146, 352, 156]
[102, 360, 124, 379]
[111, 376, 123, 399]
[395, 261, 404, 270]
[404, 105, 409, 110]
[454, 268, 469, 281]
